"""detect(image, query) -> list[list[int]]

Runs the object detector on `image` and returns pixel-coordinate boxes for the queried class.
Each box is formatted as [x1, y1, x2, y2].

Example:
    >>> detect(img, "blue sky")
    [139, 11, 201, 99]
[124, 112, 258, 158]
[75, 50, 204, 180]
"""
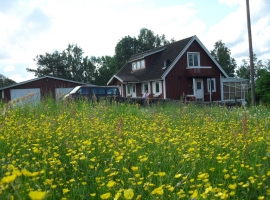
[0, 0, 269, 83]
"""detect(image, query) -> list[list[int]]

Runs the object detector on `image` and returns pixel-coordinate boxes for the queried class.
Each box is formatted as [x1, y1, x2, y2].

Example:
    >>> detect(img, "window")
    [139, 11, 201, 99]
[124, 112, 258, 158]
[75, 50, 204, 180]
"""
[152, 81, 162, 94]
[223, 82, 248, 100]
[141, 82, 150, 94]
[187, 52, 200, 67]
[126, 85, 131, 96]
[132, 59, 145, 70]
[132, 63, 136, 70]
[207, 78, 216, 92]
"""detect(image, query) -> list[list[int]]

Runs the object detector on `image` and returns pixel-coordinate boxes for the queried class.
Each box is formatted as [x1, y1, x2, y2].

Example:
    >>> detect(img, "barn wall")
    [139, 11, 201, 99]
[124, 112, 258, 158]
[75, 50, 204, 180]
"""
[3, 78, 85, 102]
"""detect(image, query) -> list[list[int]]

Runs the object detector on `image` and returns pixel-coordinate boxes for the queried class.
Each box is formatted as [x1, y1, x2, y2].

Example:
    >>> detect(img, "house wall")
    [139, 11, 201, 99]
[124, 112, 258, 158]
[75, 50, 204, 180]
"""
[166, 40, 222, 101]
[145, 52, 160, 68]
[3, 78, 84, 102]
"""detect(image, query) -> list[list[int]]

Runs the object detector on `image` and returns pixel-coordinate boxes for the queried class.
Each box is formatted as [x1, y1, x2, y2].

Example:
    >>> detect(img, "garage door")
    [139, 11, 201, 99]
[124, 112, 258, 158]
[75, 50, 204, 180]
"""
[10, 88, 40, 104]
[55, 88, 74, 100]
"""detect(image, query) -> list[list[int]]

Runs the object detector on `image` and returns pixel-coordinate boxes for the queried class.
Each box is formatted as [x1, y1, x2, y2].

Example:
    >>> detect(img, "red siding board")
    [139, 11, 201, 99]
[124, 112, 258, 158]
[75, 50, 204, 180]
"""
[166, 40, 222, 101]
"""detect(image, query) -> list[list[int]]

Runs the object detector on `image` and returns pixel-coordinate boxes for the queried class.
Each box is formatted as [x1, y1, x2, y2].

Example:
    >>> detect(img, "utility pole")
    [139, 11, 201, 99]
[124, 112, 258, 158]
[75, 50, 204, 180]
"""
[246, 0, 255, 106]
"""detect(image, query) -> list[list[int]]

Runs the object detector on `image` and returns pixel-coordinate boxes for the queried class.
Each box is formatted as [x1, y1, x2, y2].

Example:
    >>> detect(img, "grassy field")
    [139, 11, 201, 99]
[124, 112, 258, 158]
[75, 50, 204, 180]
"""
[0, 99, 269, 200]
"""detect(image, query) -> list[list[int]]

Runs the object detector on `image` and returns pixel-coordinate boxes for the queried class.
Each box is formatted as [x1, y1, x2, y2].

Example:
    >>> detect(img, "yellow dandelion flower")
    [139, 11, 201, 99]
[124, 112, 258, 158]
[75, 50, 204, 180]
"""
[62, 188, 70, 194]
[267, 171, 270, 176]
[190, 189, 198, 199]
[140, 157, 148, 162]
[115, 155, 123, 161]
[131, 166, 138, 171]
[151, 186, 164, 195]
[258, 196, 264, 200]
[136, 194, 142, 200]
[158, 172, 166, 177]
[1, 174, 16, 183]
[228, 183, 237, 190]
[174, 173, 182, 178]
[100, 192, 111, 199]
[90, 193, 96, 197]
[224, 174, 230, 179]
[28, 191, 46, 200]
[107, 180, 116, 188]
[124, 189, 134, 199]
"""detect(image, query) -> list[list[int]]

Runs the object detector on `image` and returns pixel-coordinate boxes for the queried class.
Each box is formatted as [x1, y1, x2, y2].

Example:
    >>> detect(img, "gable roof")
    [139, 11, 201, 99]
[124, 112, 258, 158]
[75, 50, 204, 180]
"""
[108, 35, 228, 84]
[0, 76, 88, 90]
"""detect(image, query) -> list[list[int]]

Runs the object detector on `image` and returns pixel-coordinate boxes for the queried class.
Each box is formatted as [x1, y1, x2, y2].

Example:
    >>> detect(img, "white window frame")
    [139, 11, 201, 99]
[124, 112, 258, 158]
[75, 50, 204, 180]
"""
[126, 84, 131, 96]
[187, 52, 200, 68]
[152, 81, 162, 95]
[132, 59, 145, 70]
[207, 78, 216, 92]
[141, 82, 151, 94]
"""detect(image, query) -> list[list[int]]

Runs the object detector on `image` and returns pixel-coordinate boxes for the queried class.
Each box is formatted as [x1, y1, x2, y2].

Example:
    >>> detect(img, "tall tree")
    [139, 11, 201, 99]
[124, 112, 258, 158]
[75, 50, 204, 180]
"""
[236, 54, 264, 81]
[27, 44, 96, 83]
[91, 56, 117, 86]
[137, 28, 171, 52]
[0, 73, 16, 88]
[210, 40, 237, 77]
[255, 69, 270, 103]
[114, 36, 139, 69]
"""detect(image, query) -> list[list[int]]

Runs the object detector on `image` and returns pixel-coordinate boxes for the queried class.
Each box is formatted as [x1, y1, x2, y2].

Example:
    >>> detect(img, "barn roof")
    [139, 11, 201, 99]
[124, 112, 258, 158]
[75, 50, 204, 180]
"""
[0, 76, 88, 90]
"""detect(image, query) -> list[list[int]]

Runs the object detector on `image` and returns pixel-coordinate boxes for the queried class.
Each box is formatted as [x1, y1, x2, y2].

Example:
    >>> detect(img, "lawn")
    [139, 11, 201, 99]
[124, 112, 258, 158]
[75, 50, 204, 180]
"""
[0, 99, 269, 199]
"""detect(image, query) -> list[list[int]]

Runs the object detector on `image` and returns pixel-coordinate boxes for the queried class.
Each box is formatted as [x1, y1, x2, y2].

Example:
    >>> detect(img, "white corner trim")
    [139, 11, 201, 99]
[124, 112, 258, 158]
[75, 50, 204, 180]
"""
[107, 75, 123, 85]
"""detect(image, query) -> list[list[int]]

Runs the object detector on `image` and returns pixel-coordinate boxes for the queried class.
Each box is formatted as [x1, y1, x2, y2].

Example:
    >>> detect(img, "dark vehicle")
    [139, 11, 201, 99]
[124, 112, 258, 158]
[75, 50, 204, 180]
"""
[63, 85, 121, 102]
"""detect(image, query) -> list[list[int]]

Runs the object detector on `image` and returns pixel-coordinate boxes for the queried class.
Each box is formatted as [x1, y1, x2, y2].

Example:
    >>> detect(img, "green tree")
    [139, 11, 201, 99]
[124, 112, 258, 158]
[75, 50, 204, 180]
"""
[137, 28, 171, 52]
[0, 73, 16, 88]
[235, 54, 264, 81]
[91, 56, 117, 86]
[114, 36, 139, 69]
[210, 40, 237, 77]
[255, 69, 270, 103]
[27, 44, 96, 83]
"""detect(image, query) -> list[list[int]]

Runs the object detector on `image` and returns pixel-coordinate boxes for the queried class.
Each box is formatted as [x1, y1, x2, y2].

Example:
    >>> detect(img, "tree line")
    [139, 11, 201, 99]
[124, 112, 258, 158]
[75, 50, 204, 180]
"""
[1, 28, 270, 103]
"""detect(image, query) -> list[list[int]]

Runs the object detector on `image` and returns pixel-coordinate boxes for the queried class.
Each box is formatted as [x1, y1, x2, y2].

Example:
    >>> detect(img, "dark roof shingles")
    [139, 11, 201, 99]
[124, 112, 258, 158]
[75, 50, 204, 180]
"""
[116, 36, 193, 82]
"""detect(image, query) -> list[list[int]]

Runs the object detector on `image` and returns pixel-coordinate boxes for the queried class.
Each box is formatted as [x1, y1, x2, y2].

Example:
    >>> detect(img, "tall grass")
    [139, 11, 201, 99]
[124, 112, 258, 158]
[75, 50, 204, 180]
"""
[0, 98, 269, 199]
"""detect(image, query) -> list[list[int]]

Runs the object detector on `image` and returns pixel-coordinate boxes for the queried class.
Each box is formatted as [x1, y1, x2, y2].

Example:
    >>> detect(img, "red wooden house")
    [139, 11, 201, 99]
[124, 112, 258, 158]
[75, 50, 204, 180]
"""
[107, 35, 248, 102]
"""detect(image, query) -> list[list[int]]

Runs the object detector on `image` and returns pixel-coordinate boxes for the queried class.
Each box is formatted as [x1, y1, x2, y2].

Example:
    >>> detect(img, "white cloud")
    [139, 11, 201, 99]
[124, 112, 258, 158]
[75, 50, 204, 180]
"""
[0, 0, 269, 82]
[9, 73, 35, 83]
[3, 65, 15, 72]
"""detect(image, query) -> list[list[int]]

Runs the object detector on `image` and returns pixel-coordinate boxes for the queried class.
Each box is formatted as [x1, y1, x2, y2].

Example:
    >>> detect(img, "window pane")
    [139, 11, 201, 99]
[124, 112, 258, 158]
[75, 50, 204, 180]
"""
[188, 55, 193, 66]
[194, 54, 198, 66]
[197, 82, 201, 90]
[137, 61, 140, 69]
[127, 85, 130, 94]
[144, 83, 148, 91]
[141, 60, 145, 68]
[132, 63, 136, 70]
[223, 83, 229, 92]
[133, 85, 136, 92]
[156, 82, 159, 93]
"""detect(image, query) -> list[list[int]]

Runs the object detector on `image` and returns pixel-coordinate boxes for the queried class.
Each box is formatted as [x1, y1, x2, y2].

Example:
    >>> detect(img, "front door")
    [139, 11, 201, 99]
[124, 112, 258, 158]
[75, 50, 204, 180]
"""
[195, 79, 204, 101]
[131, 84, 136, 97]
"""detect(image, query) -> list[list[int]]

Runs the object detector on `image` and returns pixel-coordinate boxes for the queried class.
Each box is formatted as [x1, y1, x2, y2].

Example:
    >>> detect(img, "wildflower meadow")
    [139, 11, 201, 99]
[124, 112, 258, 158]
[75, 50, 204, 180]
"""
[0, 99, 269, 200]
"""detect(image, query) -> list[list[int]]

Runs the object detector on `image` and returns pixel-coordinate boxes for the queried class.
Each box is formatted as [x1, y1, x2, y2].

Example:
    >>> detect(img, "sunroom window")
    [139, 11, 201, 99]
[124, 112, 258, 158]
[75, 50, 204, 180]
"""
[187, 52, 200, 67]
[223, 82, 248, 100]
